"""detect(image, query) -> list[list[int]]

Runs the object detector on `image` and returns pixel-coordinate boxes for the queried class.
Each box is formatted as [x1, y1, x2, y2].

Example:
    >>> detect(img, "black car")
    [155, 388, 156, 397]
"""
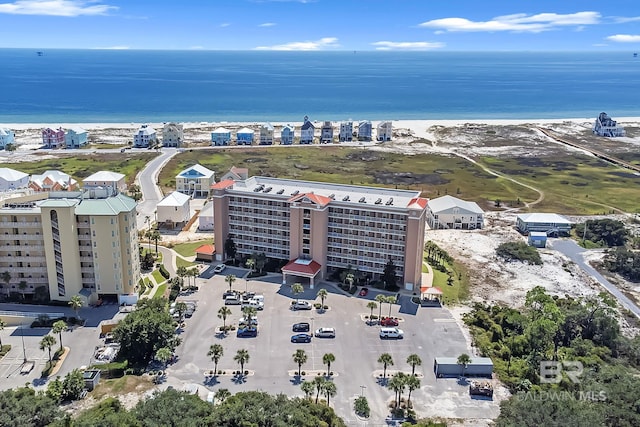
[291, 333, 312, 343]
[237, 327, 258, 338]
[292, 322, 310, 332]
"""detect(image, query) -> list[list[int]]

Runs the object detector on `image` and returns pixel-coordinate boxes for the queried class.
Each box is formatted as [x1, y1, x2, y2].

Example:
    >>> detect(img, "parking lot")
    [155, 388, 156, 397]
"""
[167, 268, 501, 424]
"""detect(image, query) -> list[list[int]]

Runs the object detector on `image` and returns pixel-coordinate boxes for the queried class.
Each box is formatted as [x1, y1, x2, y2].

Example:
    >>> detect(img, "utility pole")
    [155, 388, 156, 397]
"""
[21, 322, 27, 364]
[360, 385, 366, 396]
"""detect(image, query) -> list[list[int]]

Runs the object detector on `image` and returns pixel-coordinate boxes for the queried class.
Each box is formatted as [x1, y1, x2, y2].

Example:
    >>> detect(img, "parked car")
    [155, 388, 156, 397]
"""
[292, 322, 310, 332]
[291, 333, 312, 343]
[380, 317, 399, 327]
[236, 327, 258, 337]
[241, 292, 256, 300]
[213, 264, 226, 273]
[379, 327, 404, 339]
[223, 290, 238, 299]
[314, 327, 336, 338]
[241, 299, 264, 310]
[359, 287, 369, 297]
[224, 295, 241, 305]
[239, 316, 258, 327]
[292, 301, 312, 311]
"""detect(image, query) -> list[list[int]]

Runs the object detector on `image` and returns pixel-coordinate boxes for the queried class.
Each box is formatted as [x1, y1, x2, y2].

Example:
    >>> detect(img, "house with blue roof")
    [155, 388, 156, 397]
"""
[176, 164, 215, 197]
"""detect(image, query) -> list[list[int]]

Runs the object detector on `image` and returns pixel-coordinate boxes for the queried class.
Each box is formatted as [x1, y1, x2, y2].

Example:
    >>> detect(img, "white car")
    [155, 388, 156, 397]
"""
[213, 264, 226, 273]
[292, 301, 312, 311]
[224, 295, 241, 305]
[314, 327, 336, 338]
[379, 327, 404, 339]
[241, 299, 264, 310]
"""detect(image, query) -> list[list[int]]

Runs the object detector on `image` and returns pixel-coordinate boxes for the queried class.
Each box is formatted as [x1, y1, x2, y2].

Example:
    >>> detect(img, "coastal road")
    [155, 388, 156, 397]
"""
[135, 148, 178, 231]
[550, 239, 640, 318]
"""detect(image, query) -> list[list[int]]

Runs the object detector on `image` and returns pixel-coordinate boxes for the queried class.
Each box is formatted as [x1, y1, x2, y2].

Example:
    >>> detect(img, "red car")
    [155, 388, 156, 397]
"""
[380, 317, 399, 326]
[359, 287, 369, 297]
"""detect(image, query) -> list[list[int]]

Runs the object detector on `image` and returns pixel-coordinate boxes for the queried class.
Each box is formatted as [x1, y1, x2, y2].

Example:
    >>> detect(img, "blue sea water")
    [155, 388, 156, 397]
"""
[0, 49, 638, 123]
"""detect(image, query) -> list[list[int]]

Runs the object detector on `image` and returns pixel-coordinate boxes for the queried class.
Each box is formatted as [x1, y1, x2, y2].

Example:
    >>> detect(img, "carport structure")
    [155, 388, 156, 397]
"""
[281, 258, 322, 289]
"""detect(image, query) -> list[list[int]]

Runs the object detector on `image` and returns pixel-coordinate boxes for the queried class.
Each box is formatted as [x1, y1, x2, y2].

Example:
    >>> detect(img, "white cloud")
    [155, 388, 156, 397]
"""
[254, 37, 339, 51]
[606, 34, 640, 43]
[419, 11, 600, 33]
[592, 43, 608, 47]
[259, 22, 276, 27]
[371, 41, 444, 51]
[219, 22, 231, 27]
[0, 0, 117, 16]
[612, 16, 640, 23]
[92, 46, 129, 50]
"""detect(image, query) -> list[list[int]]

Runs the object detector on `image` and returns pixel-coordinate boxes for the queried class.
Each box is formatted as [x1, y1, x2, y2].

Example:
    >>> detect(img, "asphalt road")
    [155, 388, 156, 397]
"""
[135, 148, 178, 231]
[550, 239, 640, 318]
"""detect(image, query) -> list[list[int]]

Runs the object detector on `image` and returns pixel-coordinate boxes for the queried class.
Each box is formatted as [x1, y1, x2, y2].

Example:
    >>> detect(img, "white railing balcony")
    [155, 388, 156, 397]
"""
[77, 234, 92, 241]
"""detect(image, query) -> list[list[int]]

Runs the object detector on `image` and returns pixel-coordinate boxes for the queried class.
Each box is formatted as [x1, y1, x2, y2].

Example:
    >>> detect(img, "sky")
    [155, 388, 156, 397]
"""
[0, 0, 639, 50]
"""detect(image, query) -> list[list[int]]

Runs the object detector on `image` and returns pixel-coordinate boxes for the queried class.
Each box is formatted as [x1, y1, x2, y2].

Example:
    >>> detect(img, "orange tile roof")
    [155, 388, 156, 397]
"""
[407, 197, 428, 209]
[282, 258, 322, 276]
[288, 192, 333, 207]
[195, 244, 215, 255]
[210, 179, 234, 190]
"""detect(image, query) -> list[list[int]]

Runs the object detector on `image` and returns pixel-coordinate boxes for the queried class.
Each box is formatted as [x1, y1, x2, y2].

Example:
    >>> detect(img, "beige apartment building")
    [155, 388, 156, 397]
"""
[211, 176, 427, 290]
[0, 190, 140, 303]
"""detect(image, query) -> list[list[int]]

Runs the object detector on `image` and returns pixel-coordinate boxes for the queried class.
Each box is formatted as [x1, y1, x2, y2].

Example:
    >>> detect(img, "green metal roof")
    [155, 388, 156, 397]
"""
[75, 193, 136, 215]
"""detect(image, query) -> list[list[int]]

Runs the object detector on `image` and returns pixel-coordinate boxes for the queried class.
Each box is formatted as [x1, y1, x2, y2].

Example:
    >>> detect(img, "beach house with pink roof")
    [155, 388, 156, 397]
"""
[42, 127, 65, 148]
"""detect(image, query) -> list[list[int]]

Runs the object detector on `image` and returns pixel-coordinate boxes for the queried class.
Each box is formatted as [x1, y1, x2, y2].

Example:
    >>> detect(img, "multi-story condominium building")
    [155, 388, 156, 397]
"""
[259, 123, 274, 145]
[83, 171, 127, 195]
[237, 127, 255, 145]
[211, 127, 232, 146]
[175, 164, 215, 198]
[300, 116, 315, 144]
[30, 170, 78, 192]
[211, 175, 427, 289]
[320, 121, 333, 144]
[377, 121, 392, 141]
[0, 190, 140, 303]
[426, 195, 484, 230]
[162, 122, 184, 147]
[42, 127, 65, 148]
[280, 124, 295, 145]
[0, 168, 29, 192]
[65, 127, 88, 148]
[0, 128, 15, 149]
[358, 120, 372, 141]
[339, 121, 353, 142]
[133, 124, 157, 148]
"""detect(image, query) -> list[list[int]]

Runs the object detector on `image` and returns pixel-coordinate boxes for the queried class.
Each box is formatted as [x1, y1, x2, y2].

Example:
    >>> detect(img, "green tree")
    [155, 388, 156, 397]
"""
[313, 376, 327, 404]
[406, 374, 421, 407]
[386, 295, 397, 318]
[407, 354, 422, 376]
[457, 353, 471, 377]
[214, 388, 231, 404]
[68, 295, 83, 320]
[234, 349, 250, 374]
[378, 353, 394, 379]
[323, 353, 335, 376]
[293, 349, 308, 376]
[322, 381, 337, 406]
[388, 373, 407, 407]
[375, 294, 386, 323]
[62, 369, 85, 401]
[1, 271, 11, 296]
[217, 306, 232, 331]
[316, 288, 328, 311]
[224, 237, 236, 261]
[5, 143, 16, 152]
[208, 344, 224, 374]
[174, 301, 188, 322]
[71, 397, 141, 427]
[40, 334, 56, 363]
[188, 268, 199, 288]
[291, 282, 304, 302]
[344, 272, 355, 289]
[245, 257, 255, 274]
[176, 266, 188, 288]
[134, 388, 214, 425]
[382, 258, 397, 289]
[46, 376, 64, 403]
[52, 320, 67, 351]
[255, 252, 267, 274]
[155, 347, 173, 370]
[301, 381, 315, 400]
[367, 301, 377, 323]
[241, 305, 257, 321]
[225, 274, 236, 292]
[149, 229, 162, 254]
[354, 396, 370, 418]
[18, 280, 28, 299]
[0, 386, 62, 426]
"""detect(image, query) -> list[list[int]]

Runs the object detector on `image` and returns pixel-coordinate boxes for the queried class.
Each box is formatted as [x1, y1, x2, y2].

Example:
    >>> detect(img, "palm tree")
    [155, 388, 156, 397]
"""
[323, 353, 335, 377]
[18, 281, 28, 300]
[313, 376, 326, 404]
[388, 373, 407, 407]
[245, 258, 255, 274]
[378, 353, 394, 379]
[375, 294, 386, 323]
[225, 274, 236, 292]
[207, 344, 224, 374]
[1, 271, 11, 296]
[155, 347, 172, 370]
[407, 354, 422, 376]
[217, 306, 232, 331]
[214, 388, 231, 403]
[68, 295, 83, 321]
[150, 229, 162, 254]
[0, 319, 5, 348]
[406, 374, 421, 407]
[175, 301, 188, 322]
[344, 272, 355, 289]
[316, 288, 328, 311]
[366, 301, 377, 324]
[457, 353, 472, 377]
[291, 283, 303, 303]
[40, 334, 57, 363]
[293, 349, 308, 376]
[234, 349, 250, 374]
[52, 320, 67, 351]
[188, 268, 199, 288]
[301, 380, 315, 400]
[241, 305, 257, 321]
[323, 381, 337, 406]
[177, 266, 188, 288]
[386, 295, 397, 318]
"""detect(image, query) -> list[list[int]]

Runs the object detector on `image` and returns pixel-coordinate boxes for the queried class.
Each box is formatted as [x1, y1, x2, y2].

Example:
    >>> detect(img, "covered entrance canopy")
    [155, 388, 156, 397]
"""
[282, 258, 322, 289]
[420, 286, 443, 302]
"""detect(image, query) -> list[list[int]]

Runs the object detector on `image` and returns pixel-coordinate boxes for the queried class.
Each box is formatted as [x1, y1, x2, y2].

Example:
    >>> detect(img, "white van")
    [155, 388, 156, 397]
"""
[379, 327, 404, 339]
[241, 299, 264, 310]
[224, 295, 241, 305]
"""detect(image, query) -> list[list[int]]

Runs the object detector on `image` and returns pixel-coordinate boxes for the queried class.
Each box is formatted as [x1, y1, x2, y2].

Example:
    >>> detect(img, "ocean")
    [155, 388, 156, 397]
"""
[0, 49, 638, 123]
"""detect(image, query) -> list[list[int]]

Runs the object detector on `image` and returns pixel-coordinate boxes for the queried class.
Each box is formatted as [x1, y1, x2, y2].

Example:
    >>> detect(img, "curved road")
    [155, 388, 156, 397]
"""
[135, 148, 179, 231]
[550, 239, 640, 318]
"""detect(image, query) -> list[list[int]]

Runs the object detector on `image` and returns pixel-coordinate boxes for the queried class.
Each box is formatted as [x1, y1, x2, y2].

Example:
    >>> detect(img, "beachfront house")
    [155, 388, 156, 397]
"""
[320, 121, 333, 144]
[280, 124, 295, 145]
[156, 191, 191, 228]
[65, 127, 88, 149]
[516, 213, 572, 236]
[339, 121, 353, 142]
[162, 122, 184, 147]
[237, 127, 255, 145]
[176, 164, 215, 198]
[30, 170, 78, 192]
[220, 166, 249, 181]
[300, 116, 315, 144]
[377, 121, 392, 141]
[593, 112, 625, 137]
[211, 127, 231, 146]
[0, 128, 15, 149]
[83, 171, 127, 194]
[259, 123, 274, 145]
[198, 200, 214, 231]
[357, 120, 372, 141]
[133, 125, 157, 148]
[426, 195, 484, 230]
[0, 168, 29, 192]
[42, 127, 65, 149]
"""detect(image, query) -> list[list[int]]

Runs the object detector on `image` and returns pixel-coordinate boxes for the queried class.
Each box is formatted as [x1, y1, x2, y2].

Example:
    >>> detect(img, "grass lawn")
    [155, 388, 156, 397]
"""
[431, 262, 470, 305]
[90, 375, 154, 400]
[176, 256, 196, 268]
[151, 269, 165, 284]
[0, 345, 11, 358]
[3, 152, 158, 187]
[141, 247, 163, 263]
[172, 239, 214, 258]
[143, 278, 154, 295]
[153, 283, 168, 299]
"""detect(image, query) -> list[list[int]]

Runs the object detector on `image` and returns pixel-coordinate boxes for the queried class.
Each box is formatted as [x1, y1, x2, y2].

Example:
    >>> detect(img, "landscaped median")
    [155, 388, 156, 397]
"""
[41, 346, 69, 378]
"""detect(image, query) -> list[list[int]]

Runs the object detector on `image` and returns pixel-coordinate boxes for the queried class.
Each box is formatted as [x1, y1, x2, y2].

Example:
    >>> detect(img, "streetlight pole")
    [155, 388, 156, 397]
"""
[21, 322, 27, 364]
[582, 219, 588, 246]
[360, 385, 366, 396]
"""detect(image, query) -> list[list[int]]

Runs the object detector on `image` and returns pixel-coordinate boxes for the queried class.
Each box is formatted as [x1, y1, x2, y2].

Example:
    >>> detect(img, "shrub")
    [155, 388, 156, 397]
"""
[313, 303, 322, 309]
[244, 370, 249, 375]
[496, 241, 543, 265]
[354, 396, 370, 418]
[158, 265, 170, 279]
[301, 371, 306, 376]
